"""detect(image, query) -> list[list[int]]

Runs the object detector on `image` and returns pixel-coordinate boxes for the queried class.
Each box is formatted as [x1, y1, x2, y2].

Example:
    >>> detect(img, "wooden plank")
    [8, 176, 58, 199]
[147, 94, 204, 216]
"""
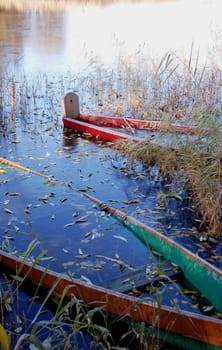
[101, 262, 183, 293]
[62, 92, 80, 119]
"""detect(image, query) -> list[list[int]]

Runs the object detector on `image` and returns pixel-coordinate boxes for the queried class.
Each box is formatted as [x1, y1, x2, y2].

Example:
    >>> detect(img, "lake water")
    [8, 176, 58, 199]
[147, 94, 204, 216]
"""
[1, 0, 222, 77]
[1, 1, 221, 348]
[0, 0, 220, 291]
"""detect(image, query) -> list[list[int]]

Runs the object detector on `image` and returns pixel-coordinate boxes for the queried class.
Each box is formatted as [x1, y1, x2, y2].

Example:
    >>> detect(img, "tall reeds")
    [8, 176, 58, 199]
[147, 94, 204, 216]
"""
[1, 48, 222, 236]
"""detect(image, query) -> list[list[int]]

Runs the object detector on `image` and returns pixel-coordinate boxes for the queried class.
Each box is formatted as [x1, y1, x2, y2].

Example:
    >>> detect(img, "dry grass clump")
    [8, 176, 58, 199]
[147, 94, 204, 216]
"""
[115, 123, 222, 236]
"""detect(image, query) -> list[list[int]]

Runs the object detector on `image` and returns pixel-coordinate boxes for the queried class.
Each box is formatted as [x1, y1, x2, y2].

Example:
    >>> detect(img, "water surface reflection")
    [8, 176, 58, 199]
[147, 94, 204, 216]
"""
[0, 0, 222, 77]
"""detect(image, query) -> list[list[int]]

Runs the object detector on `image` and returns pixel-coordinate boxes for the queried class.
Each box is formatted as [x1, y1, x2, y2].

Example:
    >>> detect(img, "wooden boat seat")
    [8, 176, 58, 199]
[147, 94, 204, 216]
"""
[100, 262, 183, 294]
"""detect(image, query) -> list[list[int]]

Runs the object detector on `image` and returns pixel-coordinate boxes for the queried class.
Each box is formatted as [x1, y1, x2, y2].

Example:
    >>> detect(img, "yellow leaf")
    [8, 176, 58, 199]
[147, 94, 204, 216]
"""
[0, 324, 9, 350]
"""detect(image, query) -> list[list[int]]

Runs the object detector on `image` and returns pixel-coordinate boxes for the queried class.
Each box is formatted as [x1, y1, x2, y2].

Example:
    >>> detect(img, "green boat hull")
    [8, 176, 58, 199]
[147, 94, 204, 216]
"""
[113, 215, 222, 314]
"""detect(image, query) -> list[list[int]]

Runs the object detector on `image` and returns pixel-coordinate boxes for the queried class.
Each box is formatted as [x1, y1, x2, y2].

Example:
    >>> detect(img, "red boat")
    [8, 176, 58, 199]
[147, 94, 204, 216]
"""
[62, 92, 200, 142]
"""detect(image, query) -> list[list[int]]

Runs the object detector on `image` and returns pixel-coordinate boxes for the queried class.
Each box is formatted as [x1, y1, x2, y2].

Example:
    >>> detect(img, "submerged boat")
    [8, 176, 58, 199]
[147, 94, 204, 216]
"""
[62, 92, 201, 143]
[1, 156, 222, 350]
[0, 249, 222, 350]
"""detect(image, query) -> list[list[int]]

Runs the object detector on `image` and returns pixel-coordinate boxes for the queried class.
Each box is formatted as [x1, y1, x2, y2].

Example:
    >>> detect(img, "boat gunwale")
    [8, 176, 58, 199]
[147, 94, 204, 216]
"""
[0, 249, 222, 348]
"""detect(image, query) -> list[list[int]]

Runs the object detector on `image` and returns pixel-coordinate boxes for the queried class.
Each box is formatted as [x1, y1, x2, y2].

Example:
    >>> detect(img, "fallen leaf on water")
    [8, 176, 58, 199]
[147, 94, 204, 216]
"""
[85, 231, 91, 238]
[95, 264, 103, 270]
[78, 188, 88, 192]
[122, 199, 140, 205]
[64, 222, 74, 228]
[81, 275, 93, 284]
[75, 215, 88, 223]
[11, 139, 20, 144]
[0, 179, 7, 184]
[75, 254, 91, 259]
[0, 168, 6, 174]
[9, 192, 20, 197]
[166, 192, 182, 201]
[113, 235, 127, 243]
[62, 248, 69, 254]
[4, 208, 13, 214]
[39, 195, 49, 203]
[75, 248, 90, 259]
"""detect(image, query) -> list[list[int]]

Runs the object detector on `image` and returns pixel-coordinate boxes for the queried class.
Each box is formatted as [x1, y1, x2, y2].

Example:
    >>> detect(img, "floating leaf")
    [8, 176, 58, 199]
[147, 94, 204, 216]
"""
[0, 179, 7, 184]
[62, 248, 69, 254]
[39, 195, 49, 203]
[4, 208, 13, 214]
[75, 254, 91, 259]
[95, 264, 103, 270]
[75, 248, 90, 259]
[64, 222, 74, 228]
[45, 180, 56, 187]
[122, 199, 140, 205]
[113, 235, 127, 243]
[0, 168, 6, 174]
[85, 231, 91, 238]
[11, 139, 20, 144]
[166, 192, 182, 201]
[78, 188, 87, 192]
[60, 198, 67, 203]
[201, 305, 215, 315]
[81, 275, 93, 284]
[75, 215, 88, 223]
[9, 192, 20, 197]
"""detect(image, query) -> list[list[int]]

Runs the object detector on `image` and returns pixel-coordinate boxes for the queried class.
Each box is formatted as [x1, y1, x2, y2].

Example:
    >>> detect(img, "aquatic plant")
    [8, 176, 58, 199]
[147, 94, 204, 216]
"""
[114, 118, 222, 236]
